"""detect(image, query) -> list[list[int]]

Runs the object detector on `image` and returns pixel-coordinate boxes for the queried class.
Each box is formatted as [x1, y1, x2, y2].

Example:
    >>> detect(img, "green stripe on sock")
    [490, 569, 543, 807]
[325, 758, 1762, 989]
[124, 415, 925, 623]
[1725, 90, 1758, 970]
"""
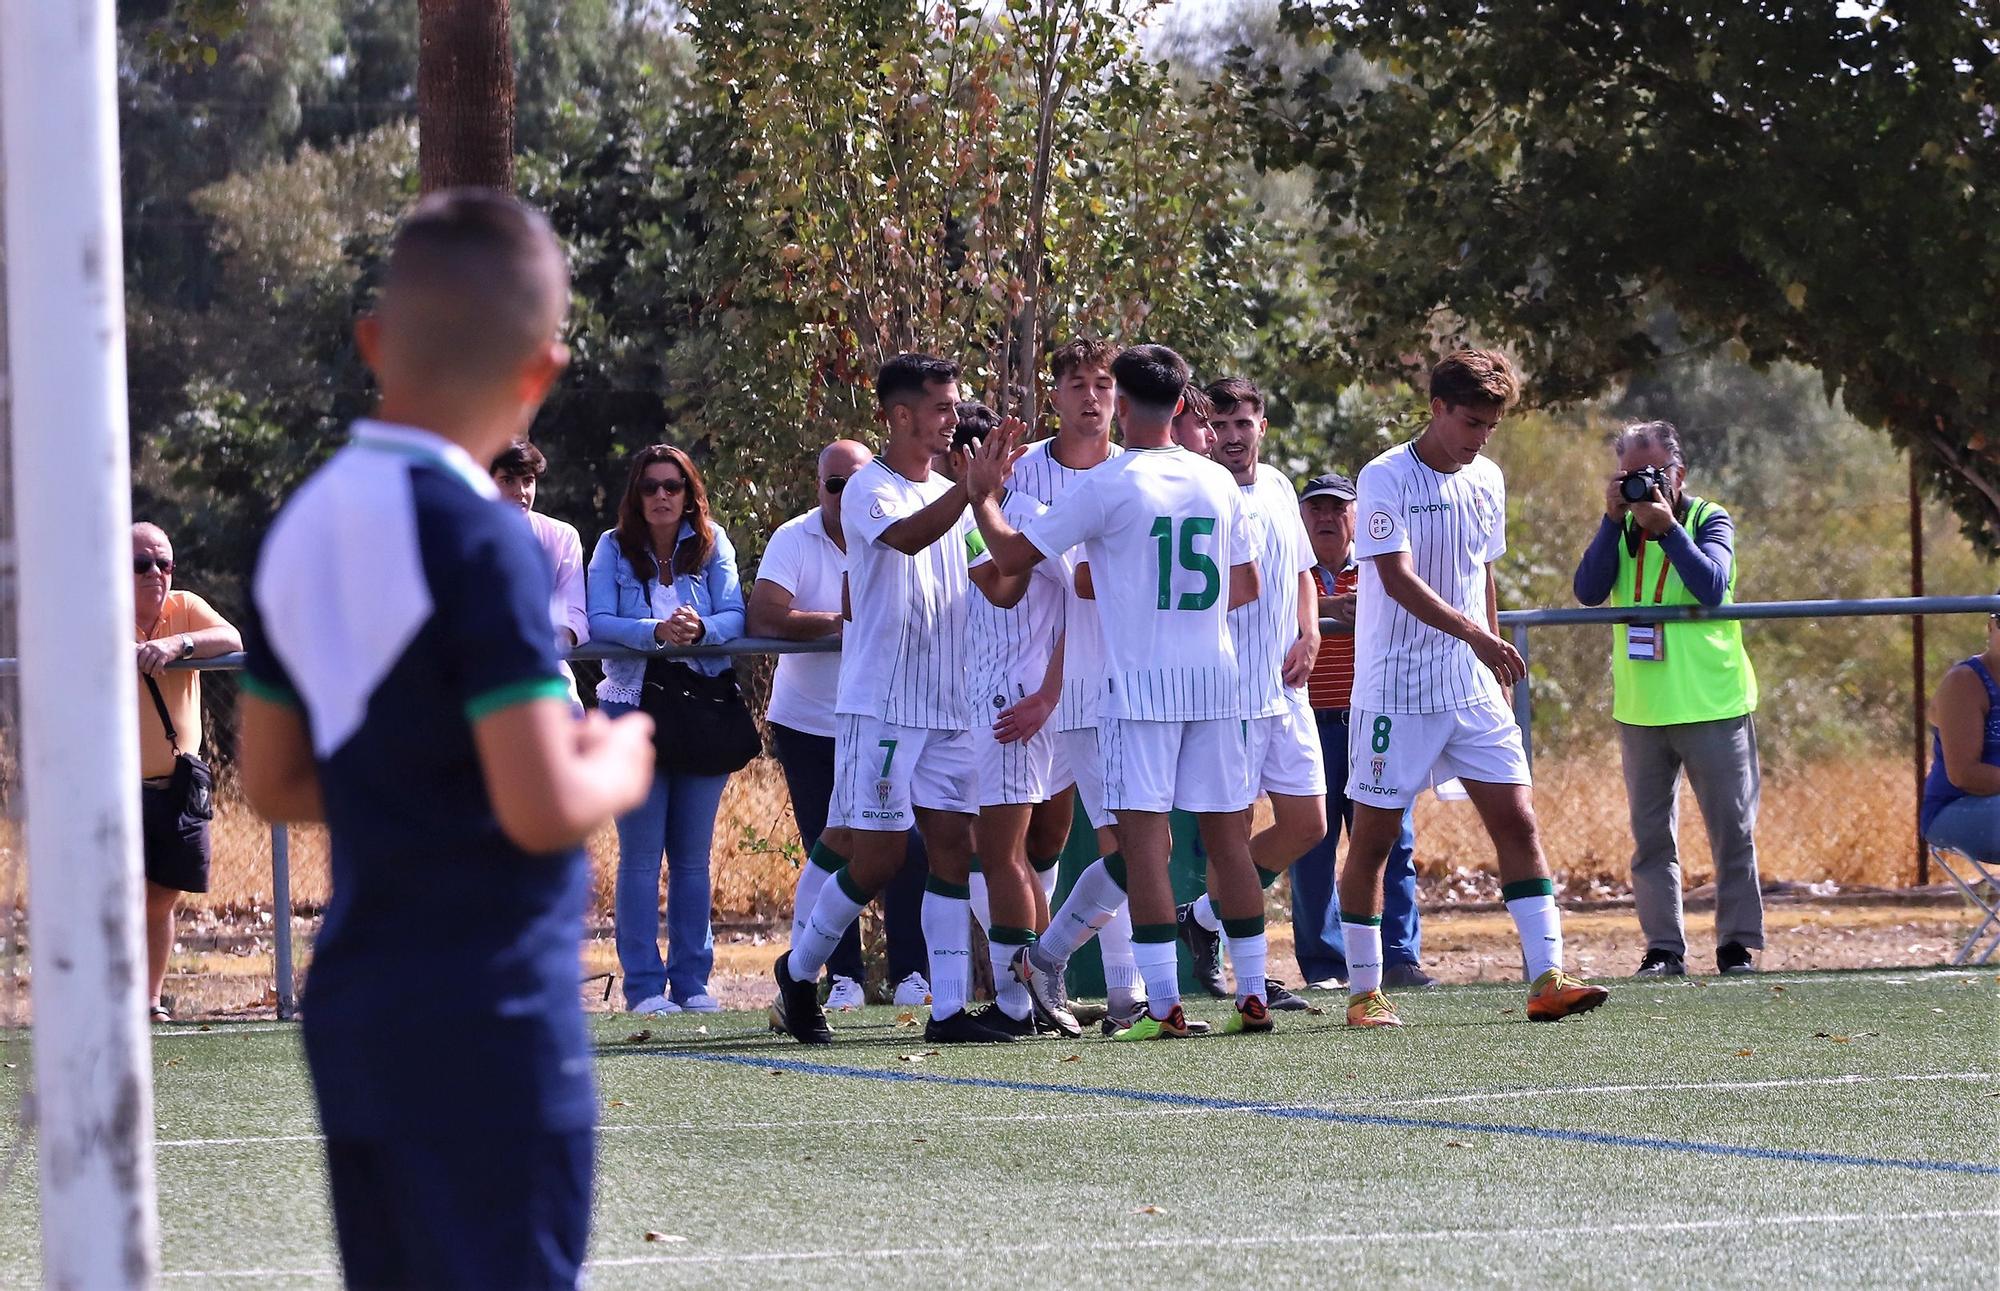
[1501, 878, 1555, 902]
[834, 866, 870, 904]
[1256, 866, 1283, 891]
[967, 854, 982, 874]
[1030, 854, 1060, 875]
[988, 925, 1035, 946]
[1344, 914, 1383, 927]
[1131, 922, 1177, 944]
[1103, 852, 1128, 891]
[924, 875, 972, 900]
[808, 840, 846, 874]
[1221, 914, 1266, 938]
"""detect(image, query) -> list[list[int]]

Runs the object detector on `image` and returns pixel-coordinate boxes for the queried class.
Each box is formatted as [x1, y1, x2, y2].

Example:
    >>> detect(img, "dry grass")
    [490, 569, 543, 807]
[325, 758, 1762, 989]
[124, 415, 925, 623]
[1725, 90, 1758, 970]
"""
[157, 749, 1927, 923]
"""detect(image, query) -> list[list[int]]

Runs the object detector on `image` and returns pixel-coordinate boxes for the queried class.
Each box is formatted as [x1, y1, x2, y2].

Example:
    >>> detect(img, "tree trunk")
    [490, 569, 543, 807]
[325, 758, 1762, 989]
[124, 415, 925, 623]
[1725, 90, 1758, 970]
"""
[417, 0, 515, 193]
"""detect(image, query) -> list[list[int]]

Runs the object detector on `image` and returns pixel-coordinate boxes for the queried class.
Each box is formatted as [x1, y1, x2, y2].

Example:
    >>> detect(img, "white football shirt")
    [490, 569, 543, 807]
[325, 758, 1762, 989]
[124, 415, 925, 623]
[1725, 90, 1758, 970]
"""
[1229, 463, 1315, 719]
[756, 506, 845, 738]
[836, 459, 974, 730]
[1351, 441, 1508, 715]
[966, 490, 1071, 719]
[1006, 435, 1123, 732]
[1025, 446, 1255, 723]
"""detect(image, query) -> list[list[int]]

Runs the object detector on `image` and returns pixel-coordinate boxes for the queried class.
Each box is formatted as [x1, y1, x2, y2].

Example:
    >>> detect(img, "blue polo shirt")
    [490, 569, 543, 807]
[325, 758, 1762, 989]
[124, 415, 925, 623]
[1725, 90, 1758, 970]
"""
[241, 420, 593, 1138]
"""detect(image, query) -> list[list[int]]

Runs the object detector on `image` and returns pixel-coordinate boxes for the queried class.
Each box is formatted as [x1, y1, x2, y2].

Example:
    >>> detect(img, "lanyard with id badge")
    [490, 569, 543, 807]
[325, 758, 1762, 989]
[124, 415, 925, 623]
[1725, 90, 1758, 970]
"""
[1627, 537, 1672, 663]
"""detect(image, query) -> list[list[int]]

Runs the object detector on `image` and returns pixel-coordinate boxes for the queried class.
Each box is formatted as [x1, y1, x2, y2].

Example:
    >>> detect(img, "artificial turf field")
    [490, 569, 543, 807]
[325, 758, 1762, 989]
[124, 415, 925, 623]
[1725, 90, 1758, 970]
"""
[1, 968, 1995, 1288]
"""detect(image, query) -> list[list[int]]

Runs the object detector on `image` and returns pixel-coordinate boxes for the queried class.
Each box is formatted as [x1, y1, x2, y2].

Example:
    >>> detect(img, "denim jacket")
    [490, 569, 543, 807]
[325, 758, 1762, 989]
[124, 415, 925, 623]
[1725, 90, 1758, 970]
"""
[586, 521, 744, 702]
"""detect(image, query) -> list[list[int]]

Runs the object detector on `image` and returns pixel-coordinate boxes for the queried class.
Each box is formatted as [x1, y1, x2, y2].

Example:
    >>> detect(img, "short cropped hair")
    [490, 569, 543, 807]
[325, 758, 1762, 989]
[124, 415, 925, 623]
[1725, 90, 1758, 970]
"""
[380, 189, 569, 387]
[1429, 348, 1521, 410]
[1110, 344, 1191, 415]
[1178, 383, 1214, 422]
[491, 440, 547, 478]
[1049, 338, 1118, 383]
[1204, 377, 1264, 416]
[876, 353, 960, 407]
[1612, 420, 1685, 470]
[954, 400, 1001, 440]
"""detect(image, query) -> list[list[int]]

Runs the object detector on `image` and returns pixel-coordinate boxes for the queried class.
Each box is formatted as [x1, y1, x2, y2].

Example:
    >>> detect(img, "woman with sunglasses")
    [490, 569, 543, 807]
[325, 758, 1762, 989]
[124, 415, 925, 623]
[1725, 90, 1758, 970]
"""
[586, 445, 745, 1013]
[1921, 603, 2000, 862]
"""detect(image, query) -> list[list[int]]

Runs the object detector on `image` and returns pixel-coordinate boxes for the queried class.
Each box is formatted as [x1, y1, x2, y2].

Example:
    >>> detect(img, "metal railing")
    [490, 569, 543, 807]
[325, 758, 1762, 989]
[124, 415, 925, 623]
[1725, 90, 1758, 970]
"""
[7, 592, 1995, 1019]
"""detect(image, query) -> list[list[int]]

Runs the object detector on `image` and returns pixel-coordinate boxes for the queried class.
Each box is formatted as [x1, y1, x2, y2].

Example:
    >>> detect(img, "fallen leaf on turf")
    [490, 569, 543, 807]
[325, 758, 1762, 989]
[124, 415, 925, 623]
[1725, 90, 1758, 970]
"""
[1134, 1205, 1166, 1215]
[1445, 1142, 1466, 1148]
[623, 1030, 653, 1044]
[911, 1137, 926, 1143]
[1303, 1005, 1325, 1016]
[1058, 1054, 1082, 1063]
[1770, 985, 1786, 994]
[1499, 1007, 1518, 1015]
[164, 1056, 182, 1068]
[895, 1010, 919, 1027]
[897, 1050, 940, 1063]
[607, 1100, 627, 1108]
[767, 1069, 785, 1077]
[197, 1025, 213, 1032]
[1734, 1048, 1754, 1057]
[642, 1232, 686, 1244]
[696, 1025, 709, 1035]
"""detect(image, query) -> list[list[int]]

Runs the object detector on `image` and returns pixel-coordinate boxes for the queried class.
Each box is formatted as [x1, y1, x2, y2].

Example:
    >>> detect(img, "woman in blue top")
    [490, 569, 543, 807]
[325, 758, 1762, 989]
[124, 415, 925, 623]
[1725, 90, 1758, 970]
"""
[588, 444, 745, 1012]
[1921, 607, 2000, 862]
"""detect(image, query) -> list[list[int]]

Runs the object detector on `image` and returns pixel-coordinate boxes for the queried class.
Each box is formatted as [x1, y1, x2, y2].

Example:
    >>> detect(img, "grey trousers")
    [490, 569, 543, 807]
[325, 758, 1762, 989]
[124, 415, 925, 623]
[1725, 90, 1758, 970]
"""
[1618, 714, 1765, 955]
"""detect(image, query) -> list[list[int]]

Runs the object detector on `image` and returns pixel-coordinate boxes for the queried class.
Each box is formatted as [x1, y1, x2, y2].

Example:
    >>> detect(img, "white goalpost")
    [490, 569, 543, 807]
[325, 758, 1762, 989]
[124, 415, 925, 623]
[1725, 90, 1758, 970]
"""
[1, 0, 161, 1284]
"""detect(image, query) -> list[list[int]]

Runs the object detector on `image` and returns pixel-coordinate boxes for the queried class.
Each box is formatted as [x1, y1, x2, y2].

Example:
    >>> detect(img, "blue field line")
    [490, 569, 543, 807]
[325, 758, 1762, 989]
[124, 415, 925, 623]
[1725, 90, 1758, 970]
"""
[673, 1052, 2000, 1178]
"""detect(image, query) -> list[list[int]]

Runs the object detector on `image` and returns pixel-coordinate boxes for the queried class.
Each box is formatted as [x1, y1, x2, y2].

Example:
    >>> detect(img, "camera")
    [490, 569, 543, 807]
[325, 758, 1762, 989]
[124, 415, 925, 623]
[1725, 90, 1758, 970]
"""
[1619, 466, 1669, 504]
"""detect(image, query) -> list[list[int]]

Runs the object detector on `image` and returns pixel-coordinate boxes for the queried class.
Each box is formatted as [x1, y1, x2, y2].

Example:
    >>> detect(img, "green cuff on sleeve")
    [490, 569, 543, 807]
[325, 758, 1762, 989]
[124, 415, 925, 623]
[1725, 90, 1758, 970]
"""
[239, 674, 298, 707]
[464, 676, 573, 723]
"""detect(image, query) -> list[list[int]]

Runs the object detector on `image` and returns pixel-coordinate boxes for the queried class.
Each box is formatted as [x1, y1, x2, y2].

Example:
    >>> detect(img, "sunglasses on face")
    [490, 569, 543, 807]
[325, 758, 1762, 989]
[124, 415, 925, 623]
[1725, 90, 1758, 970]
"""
[824, 475, 850, 494]
[134, 557, 174, 576]
[638, 476, 687, 498]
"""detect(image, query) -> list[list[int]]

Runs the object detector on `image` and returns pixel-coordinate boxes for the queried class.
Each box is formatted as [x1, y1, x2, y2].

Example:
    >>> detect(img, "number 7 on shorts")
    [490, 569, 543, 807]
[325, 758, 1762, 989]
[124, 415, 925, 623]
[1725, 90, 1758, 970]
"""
[878, 739, 899, 777]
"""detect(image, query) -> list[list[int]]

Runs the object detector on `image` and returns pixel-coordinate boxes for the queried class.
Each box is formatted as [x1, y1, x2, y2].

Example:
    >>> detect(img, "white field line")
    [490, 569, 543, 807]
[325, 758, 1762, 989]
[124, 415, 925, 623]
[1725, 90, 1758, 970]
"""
[158, 1207, 2000, 1279]
[152, 1071, 1996, 1149]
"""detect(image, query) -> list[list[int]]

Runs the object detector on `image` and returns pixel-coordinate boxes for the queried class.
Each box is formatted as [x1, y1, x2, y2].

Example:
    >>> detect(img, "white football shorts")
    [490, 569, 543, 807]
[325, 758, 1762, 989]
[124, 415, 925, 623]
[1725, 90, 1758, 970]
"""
[829, 714, 975, 830]
[1345, 691, 1529, 811]
[1100, 716, 1252, 815]
[1245, 690, 1328, 799]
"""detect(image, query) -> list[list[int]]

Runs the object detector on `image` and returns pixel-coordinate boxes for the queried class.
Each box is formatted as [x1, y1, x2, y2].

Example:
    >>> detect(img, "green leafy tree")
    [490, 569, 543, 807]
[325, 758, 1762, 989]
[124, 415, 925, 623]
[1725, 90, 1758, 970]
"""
[1245, 0, 2000, 552]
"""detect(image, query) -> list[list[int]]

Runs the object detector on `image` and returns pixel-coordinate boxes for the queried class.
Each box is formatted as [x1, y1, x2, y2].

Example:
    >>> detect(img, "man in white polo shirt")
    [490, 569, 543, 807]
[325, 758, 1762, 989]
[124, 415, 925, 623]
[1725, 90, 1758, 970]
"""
[751, 438, 931, 1012]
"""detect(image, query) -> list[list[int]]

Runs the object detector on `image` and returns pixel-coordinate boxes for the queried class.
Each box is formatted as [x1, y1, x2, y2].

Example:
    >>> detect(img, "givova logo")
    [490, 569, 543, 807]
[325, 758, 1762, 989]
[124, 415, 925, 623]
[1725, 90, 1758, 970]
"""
[1408, 502, 1453, 513]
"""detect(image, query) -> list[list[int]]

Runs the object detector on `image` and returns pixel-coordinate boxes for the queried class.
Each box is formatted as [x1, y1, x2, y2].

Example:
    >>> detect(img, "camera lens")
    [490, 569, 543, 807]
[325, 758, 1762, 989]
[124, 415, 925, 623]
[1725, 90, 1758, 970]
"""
[1620, 473, 1654, 503]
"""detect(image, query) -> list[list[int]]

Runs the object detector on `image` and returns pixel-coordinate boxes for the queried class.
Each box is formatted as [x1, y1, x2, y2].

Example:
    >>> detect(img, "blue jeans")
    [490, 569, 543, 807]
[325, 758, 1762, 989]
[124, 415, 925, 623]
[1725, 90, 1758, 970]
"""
[1291, 708, 1422, 982]
[603, 700, 728, 1006]
[1929, 794, 2000, 862]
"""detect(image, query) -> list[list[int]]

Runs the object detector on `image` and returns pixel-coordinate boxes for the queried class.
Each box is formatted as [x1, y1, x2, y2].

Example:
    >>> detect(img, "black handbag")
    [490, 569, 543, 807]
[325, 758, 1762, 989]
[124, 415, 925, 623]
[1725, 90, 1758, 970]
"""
[143, 674, 214, 822]
[638, 656, 761, 776]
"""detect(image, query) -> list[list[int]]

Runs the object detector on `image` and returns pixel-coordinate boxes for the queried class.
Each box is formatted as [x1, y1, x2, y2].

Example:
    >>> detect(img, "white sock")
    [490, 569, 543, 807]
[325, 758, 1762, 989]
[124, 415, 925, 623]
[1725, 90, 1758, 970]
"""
[1191, 893, 1222, 934]
[789, 860, 834, 964]
[1034, 861, 1060, 903]
[1035, 856, 1126, 967]
[922, 886, 973, 1019]
[788, 869, 867, 982]
[1508, 893, 1563, 982]
[1101, 901, 1142, 1014]
[1132, 937, 1181, 1019]
[990, 935, 1032, 1021]
[1227, 932, 1268, 1006]
[968, 869, 991, 934]
[1343, 921, 1384, 997]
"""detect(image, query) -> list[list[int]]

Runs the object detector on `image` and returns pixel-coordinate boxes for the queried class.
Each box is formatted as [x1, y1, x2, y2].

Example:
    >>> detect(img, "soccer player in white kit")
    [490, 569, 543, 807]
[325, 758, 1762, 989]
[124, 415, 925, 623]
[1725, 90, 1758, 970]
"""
[1341, 349, 1609, 1028]
[770, 353, 1017, 1046]
[966, 344, 1272, 1040]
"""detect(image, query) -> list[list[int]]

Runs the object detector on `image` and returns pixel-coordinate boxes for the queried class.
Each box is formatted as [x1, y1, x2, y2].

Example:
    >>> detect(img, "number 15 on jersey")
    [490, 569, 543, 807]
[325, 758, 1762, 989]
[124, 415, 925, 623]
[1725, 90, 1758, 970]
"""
[1149, 515, 1220, 612]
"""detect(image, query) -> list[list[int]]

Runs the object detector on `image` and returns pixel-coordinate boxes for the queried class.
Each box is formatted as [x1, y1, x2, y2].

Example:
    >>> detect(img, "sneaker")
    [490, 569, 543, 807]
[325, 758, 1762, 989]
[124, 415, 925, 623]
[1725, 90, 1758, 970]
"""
[1346, 989, 1404, 1029]
[769, 955, 834, 1044]
[1382, 962, 1439, 989]
[1223, 994, 1273, 1035]
[678, 993, 723, 1013]
[1302, 977, 1347, 992]
[1176, 902, 1229, 997]
[1101, 1003, 1210, 1037]
[1110, 1004, 1194, 1041]
[1716, 943, 1756, 975]
[892, 972, 932, 1006]
[925, 1007, 1020, 1044]
[825, 976, 866, 1012]
[1265, 979, 1310, 1011]
[1070, 1000, 1111, 1027]
[1011, 946, 1081, 1038]
[1634, 949, 1686, 977]
[1527, 968, 1609, 1022]
[629, 994, 681, 1016]
[970, 1002, 1037, 1039]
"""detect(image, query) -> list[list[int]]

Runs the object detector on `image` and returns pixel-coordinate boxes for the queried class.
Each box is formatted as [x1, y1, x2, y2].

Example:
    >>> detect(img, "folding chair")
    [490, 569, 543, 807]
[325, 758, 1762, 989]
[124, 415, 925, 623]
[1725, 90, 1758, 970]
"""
[1929, 843, 2000, 965]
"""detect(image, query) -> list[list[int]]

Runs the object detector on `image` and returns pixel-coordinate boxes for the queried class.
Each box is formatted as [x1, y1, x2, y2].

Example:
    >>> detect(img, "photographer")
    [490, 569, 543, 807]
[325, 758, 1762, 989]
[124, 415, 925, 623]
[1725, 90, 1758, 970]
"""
[1574, 421, 1763, 977]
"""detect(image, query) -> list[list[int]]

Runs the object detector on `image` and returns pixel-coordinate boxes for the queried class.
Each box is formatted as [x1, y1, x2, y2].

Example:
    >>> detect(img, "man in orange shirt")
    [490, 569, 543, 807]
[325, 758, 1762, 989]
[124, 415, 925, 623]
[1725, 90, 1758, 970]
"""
[134, 522, 242, 1021]
[1292, 475, 1432, 990]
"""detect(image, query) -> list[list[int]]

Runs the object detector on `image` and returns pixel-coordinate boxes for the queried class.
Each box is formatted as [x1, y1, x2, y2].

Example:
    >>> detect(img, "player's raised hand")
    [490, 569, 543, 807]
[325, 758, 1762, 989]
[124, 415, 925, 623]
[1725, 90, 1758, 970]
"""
[961, 418, 1017, 504]
[993, 690, 1054, 745]
[1469, 629, 1526, 686]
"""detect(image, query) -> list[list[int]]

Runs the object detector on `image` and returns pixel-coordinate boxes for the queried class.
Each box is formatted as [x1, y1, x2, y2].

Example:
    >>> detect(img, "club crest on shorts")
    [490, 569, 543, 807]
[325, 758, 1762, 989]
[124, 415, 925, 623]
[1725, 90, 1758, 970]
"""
[1368, 511, 1393, 541]
[1370, 754, 1386, 782]
[875, 778, 893, 808]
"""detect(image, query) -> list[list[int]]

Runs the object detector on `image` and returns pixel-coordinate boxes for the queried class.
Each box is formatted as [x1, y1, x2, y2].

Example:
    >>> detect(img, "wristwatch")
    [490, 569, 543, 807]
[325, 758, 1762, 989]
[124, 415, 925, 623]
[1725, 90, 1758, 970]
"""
[177, 633, 195, 660]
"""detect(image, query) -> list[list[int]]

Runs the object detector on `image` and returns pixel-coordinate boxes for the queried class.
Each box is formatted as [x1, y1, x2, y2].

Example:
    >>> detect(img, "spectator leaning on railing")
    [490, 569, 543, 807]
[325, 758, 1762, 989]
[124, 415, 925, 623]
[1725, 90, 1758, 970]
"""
[133, 522, 242, 1022]
[492, 439, 589, 712]
[587, 444, 746, 1014]
[1921, 601, 2000, 862]
[1573, 420, 1763, 977]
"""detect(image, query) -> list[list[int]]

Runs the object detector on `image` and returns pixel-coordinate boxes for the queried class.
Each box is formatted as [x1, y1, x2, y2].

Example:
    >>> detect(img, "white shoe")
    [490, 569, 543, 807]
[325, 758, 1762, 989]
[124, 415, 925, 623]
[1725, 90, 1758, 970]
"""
[825, 976, 865, 1011]
[677, 993, 723, 1013]
[1303, 977, 1348, 992]
[630, 994, 680, 1015]
[891, 972, 932, 1006]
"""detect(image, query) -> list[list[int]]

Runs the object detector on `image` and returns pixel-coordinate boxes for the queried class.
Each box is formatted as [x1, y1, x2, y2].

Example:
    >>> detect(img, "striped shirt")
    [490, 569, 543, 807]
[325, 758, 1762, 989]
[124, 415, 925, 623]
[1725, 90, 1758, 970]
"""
[1025, 446, 1255, 723]
[966, 491, 1071, 719]
[1006, 435, 1123, 731]
[1229, 463, 1315, 718]
[1306, 561, 1358, 710]
[1352, 441, 1507, 715]
[835, 458, 973, 731]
